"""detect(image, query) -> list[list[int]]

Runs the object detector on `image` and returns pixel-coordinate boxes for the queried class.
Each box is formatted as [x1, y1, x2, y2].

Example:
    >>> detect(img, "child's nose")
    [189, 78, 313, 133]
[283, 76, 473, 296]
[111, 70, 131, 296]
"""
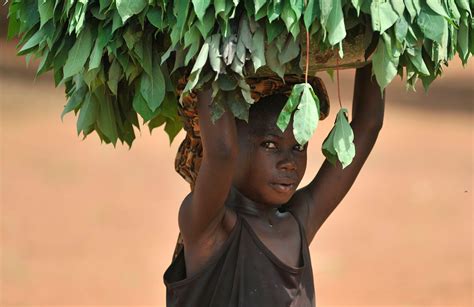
[277, 157, 297, 171]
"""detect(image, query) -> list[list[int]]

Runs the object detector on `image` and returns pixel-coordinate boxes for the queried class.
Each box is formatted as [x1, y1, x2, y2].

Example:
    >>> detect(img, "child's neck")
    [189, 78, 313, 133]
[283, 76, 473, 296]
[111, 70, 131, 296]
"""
[226, 186, 284, 227]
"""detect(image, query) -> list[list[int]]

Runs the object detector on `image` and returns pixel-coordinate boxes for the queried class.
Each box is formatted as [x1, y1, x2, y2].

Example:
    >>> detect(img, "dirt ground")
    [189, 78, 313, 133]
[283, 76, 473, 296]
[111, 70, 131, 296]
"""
[1, 39, 473, 307]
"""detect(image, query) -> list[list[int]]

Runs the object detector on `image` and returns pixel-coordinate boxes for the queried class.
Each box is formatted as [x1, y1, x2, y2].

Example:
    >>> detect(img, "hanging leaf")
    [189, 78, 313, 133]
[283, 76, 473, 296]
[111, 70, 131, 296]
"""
[333, 108, 355, 168]
[292, 84, 320, 145]
[372, 38, 399, 91]
[322, 108, 355, 169]
[276, 83, 306, 132]
[321, 125, 338, 166]
[326, 0, 346, 45]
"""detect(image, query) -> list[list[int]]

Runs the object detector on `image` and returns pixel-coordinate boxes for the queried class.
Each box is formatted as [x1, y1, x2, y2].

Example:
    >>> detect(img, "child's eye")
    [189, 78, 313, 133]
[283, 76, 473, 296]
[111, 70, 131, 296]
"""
[294, 144, 306, 152]
[262, 141, 277, 149]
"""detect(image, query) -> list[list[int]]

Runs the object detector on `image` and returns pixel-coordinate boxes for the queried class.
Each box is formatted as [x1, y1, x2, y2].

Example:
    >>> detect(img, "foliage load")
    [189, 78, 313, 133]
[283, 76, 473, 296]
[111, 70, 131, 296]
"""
[7, 0, 473, 168]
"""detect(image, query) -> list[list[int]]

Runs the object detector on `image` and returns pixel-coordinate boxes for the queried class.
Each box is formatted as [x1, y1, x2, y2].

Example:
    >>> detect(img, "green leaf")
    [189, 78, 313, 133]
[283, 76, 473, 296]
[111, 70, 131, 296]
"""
[267, 0, 283, 23]
[95, 86, 118, 146]
[278, 35, 300, 64]
[239, 15, 253, 51]
[209, 33, 224, 74]
[209, 85, 227, 123]
[321, 126, 338, 166]
[76, 92, 98, 136]
[196, 7, 215, 38]
[184, 25, 202, 66]
[182, 40, 210, 97]
[372, 38, 399, 91]
[230, 32, 246, 77]
[192, 0, 211, 21]
[304, 0, 319, 30]
[417, 5, 448, 44]
[265, 41, 285, 80]
[408, 47, 430, 75]
[140, 53, 166, 112]
[276, 83, 306, 132]
[333, 108, 355, 169]
[326, 0, 346, 45]
[426, 0, 451, 19]
[319, 0, 334, 34]
[290, 0, 304, 19]
[107, 59, 122, 95]
[281, 0, 297, 33]
[227, 90, 251, 121]
[89, 24, 112, 71]
[164, 118, 183, 144]
[116, 0, 147, 23]
[351, 0, 365, 16]
[394, 13, 409, 43]
[370, 0, 399, 34]
[174, 0, 191, 41]
[266, 19, 286, 43]
[405, 0, 417, 21]
[147, 7, 166, 30]
[390, 0, 406, 16]
[61, 81, 87, 122]
[132, 92, 159, 122]
[38, 0, 54, 28]
[457, 12, 469, 62]
[17, 27, 47, 55]
[251, 27, 267, 71]
[293, 84, 319, 145]
[217, 73, 239, 91]
[63, 25, 94, 79]
[148, 114, 167, 131]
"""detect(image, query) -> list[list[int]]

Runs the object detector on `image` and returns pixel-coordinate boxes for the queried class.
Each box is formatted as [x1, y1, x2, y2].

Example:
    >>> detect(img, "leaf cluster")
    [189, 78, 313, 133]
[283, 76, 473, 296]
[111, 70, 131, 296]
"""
[6, 0, 473, 162]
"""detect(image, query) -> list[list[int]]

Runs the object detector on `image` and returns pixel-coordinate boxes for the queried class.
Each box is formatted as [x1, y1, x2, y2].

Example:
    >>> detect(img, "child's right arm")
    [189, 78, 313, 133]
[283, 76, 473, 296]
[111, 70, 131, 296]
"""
[178, 88, 238, 243]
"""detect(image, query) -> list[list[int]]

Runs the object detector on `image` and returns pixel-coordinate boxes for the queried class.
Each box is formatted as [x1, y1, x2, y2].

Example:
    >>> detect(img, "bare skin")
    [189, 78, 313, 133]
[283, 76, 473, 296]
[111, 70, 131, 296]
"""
[178, 63, 385, 277]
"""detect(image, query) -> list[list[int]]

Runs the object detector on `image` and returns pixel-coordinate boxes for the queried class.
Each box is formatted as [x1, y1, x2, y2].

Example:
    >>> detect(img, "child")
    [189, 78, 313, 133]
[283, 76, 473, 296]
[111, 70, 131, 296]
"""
[164, 63, 385, 306]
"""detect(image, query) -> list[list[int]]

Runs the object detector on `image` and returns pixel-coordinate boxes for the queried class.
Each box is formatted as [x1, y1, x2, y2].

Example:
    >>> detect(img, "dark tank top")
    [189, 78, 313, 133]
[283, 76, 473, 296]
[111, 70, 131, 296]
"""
[163, 210, 316, 306]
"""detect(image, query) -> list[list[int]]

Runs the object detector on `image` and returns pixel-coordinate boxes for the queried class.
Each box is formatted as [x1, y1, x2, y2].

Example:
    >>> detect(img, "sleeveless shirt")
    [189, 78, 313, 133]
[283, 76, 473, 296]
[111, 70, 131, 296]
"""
[163, 210, 316, 306]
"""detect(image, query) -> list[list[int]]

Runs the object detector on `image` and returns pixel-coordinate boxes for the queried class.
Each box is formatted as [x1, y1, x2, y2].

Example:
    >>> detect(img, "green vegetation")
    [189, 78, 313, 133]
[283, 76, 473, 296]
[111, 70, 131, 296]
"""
[7, 0, 473, 167]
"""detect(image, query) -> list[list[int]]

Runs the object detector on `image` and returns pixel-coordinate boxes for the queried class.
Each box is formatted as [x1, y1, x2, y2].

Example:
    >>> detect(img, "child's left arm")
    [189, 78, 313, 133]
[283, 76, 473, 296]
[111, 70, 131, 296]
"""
[291, 62, 385, 244]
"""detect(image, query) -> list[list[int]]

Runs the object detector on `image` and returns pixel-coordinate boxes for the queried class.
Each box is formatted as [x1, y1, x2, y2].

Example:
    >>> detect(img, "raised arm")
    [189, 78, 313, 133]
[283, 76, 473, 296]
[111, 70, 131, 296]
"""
[178, 88, 238, 243]
[292, 63, 385, 244]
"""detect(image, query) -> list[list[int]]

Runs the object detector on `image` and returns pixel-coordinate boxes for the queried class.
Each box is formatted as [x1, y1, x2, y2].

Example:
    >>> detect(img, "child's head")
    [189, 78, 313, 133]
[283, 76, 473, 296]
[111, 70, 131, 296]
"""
[233, 93, 307, 207]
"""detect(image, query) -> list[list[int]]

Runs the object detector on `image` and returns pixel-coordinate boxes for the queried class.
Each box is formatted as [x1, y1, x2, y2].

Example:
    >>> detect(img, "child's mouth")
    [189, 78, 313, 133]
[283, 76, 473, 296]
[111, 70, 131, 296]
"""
[271, 183, 295, 193]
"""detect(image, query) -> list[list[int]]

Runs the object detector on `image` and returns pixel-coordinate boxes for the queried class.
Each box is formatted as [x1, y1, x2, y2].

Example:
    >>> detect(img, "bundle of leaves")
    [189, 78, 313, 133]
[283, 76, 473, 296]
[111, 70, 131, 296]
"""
[6, 0, 473, 168]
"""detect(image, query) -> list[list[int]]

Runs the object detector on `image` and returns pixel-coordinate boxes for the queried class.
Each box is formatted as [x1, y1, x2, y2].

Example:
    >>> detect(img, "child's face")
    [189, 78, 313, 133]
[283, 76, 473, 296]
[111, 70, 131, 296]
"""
[233, 115, 307, 207]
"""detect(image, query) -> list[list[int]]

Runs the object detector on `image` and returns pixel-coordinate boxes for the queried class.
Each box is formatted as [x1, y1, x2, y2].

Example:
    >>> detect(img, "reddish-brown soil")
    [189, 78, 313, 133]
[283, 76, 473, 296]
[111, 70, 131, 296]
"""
[1, 39, 472, 306]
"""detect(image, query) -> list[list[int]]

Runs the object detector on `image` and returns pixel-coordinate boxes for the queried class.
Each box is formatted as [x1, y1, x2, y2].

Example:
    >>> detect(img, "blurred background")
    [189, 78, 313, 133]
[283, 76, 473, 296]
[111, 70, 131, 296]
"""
[1, 4, 472, 307]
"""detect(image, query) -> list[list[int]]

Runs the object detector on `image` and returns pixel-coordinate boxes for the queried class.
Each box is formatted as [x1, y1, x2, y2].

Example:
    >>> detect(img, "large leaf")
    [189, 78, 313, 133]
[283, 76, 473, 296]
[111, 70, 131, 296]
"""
[370, 0, 399, 34]
[417, 5, 448, 44]
[276, 83, 306, 132]
[63, 25, 94, 79]
[372, 38, 399, 91]
[140, 52, 166, 112]
[192, 0, 211, 21]
[116, 0, 147, 23]
[333, 108, 355, 169]
[326, 0, 346, 45]
[292, 84, 319, 145]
